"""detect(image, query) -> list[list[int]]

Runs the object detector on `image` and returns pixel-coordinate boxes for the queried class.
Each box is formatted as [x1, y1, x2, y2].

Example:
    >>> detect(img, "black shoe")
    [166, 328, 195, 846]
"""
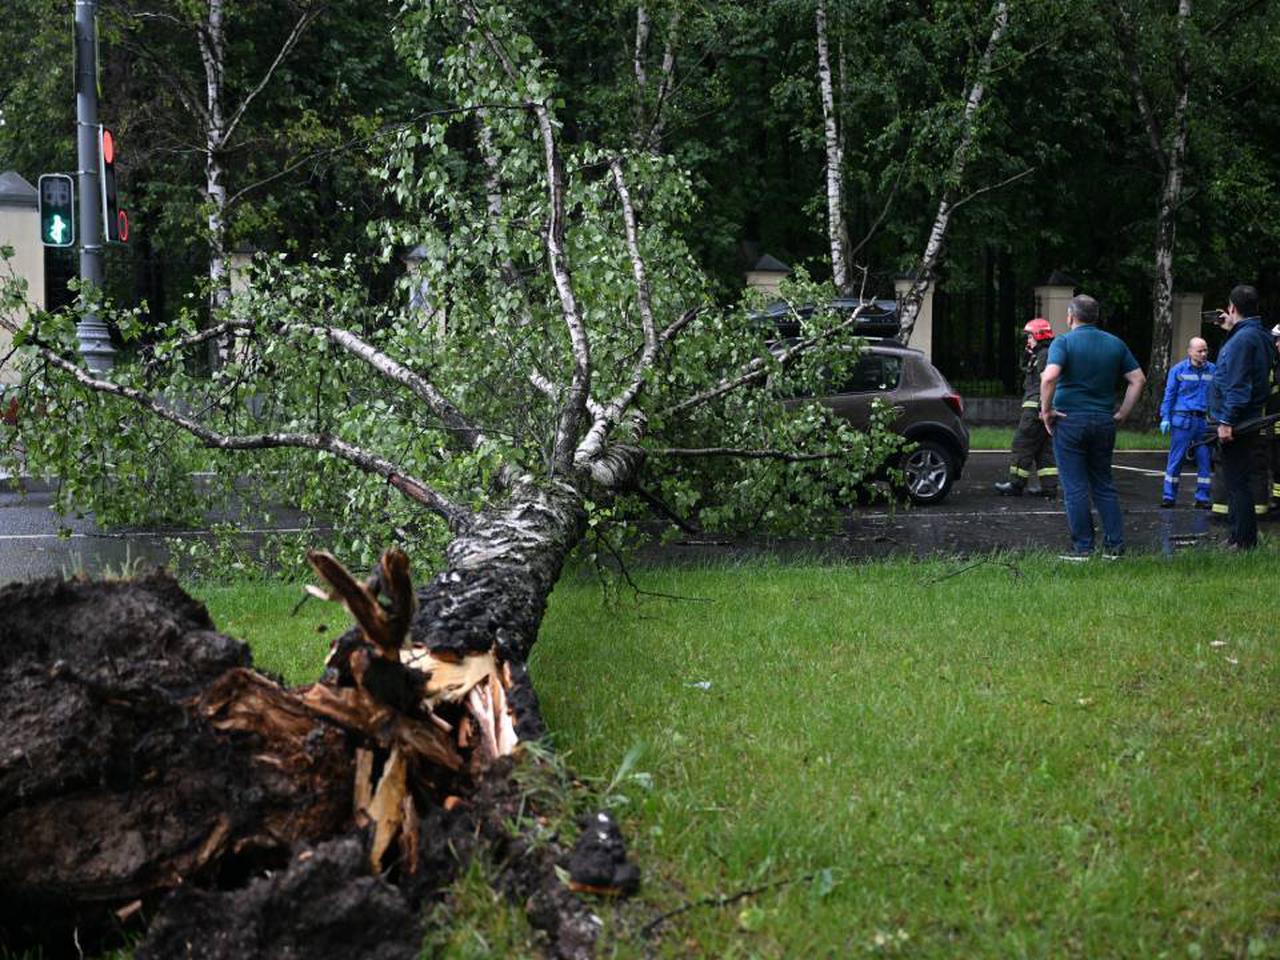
[1160, 499, 1175, 509]
[1035, 488, 1058, 499]
[994, 482, 1023, 497]
[1057, 550, 1091, 562]
[1194, 501, 1211, 510]
[1101, 546, 1125, 561]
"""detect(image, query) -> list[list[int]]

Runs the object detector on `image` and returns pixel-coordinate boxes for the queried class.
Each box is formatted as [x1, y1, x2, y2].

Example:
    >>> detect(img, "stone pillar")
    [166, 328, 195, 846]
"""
[0, 172, 45, 387]
[894, 276, 934, 360]
[745, 254, 791, 299]
[1171, 292, 1204, 357]
[1034, 281, 1075, 336]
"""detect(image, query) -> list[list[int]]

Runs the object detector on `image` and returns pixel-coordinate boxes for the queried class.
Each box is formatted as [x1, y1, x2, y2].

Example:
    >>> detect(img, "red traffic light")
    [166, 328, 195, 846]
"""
[101, 128, 115, 164]
[116, 210, 129, 243]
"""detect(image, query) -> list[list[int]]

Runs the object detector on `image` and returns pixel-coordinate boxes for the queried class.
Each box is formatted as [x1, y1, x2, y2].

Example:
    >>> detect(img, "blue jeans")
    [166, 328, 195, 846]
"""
[1052, 411, 1125, 553]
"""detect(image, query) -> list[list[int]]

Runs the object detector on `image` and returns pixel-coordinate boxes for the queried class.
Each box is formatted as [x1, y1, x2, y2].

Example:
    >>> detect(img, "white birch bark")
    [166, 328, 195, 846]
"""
[183, 0, 319, 366]
[898, 0, 1009, 345]
[816, 0, 851, 295]
[633, 4, 681, 152]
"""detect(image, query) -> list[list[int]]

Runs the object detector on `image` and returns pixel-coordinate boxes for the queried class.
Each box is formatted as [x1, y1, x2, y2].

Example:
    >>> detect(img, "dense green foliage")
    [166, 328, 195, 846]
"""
[4, 1, 1280, 329]
[198, 550, 1280, 957]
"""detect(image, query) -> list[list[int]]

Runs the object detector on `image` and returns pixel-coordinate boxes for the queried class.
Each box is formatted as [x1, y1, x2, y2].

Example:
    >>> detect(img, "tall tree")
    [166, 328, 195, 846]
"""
[816, 0, 852, 294]
[110, 0, 322, 356]
[897, 0, 1010, 345]
[1112, 0, 1193, 420]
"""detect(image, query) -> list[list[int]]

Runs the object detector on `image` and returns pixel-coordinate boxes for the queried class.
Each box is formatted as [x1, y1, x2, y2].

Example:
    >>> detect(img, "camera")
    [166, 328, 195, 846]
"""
[1201, 309, 1225, 325]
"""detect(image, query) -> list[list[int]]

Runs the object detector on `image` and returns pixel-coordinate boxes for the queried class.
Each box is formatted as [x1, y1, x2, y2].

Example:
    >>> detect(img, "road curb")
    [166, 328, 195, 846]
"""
[0, 475, 56, 495]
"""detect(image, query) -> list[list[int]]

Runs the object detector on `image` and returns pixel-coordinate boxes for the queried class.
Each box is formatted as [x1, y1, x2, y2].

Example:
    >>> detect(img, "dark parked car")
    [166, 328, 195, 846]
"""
[755, 297, 902, 340]
[778, 340, 969, 504]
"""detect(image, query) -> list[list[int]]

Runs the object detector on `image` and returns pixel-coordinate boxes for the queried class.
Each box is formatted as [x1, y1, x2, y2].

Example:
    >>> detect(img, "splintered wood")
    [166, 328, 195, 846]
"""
[304, 549, 521, 872]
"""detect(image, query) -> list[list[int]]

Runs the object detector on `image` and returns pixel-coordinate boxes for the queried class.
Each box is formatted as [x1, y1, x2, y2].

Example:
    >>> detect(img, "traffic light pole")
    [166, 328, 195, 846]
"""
[74, 0, 114, 371]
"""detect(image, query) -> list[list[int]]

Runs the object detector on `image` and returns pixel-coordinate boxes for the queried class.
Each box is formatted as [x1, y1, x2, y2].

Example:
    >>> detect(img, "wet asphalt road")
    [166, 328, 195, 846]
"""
[646, 448, 1231, 565]
[0, 450, 1235, 584]
[0, 483, 323, 584]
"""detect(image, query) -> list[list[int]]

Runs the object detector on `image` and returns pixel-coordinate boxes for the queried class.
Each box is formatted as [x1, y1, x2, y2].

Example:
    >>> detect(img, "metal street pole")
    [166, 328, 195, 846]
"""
[73, 0, 114, 371]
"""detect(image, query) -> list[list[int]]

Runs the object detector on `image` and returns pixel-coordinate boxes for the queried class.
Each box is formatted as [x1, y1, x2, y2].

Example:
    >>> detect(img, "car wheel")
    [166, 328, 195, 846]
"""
[900, 440, 955, 504]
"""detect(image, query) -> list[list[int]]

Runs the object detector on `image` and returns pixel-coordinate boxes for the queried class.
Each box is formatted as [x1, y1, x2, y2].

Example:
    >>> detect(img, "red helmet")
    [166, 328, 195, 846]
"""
[1024, 317, 1054, 342]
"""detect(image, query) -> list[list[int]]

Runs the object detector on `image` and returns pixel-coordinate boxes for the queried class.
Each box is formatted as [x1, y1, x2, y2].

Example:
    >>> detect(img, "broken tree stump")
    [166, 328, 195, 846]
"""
[0, 550, 633, 959]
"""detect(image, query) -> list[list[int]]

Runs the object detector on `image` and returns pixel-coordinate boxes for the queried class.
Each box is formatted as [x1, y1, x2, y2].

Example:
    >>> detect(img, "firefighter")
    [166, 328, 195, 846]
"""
[1158, 337, 1214, 508]
[1269, 324, 1280, 510]
[994, 318, 1058, 497]
[1208, 304, 1274, 524]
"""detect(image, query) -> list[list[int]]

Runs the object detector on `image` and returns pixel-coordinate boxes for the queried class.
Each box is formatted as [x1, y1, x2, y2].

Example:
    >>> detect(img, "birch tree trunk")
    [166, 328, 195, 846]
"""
[1117, 0, 1193, 423]
[816, 0, 852, 296]
[897, 0, 1009, 345]
[632, 4, 681, 153]
[198, 0, 231, 367]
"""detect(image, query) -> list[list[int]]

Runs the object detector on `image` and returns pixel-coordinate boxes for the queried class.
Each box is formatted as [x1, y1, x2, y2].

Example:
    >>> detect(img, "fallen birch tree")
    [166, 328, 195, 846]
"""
[0, 1, 900, 956]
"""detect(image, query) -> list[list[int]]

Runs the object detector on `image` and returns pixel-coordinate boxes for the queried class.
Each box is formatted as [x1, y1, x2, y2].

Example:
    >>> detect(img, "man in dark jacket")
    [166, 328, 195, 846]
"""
[994, 318, 1058, 497]
[1270, 324, 1280, 510]
[1208, 284, 1274, 550]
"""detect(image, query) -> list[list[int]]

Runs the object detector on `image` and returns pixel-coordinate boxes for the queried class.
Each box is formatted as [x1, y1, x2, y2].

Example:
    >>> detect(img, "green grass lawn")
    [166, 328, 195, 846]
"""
[195, 550, 1279, 958]
[969, 425, 1168, 451]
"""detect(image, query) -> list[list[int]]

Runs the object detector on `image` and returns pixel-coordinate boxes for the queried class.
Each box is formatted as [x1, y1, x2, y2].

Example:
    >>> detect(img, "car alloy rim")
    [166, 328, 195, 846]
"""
[904, 448, 948, 499]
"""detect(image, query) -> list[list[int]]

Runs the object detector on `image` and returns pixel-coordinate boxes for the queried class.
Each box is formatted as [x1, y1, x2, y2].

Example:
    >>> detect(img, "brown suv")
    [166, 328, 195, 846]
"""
[802, 342, 970, 504]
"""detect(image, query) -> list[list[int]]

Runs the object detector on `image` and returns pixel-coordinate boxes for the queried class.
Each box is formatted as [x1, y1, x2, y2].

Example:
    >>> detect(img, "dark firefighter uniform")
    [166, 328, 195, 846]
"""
[995, 319, 1058, 497]
[1210, 323, 1277, 520]
[1269, 324, 1280, 510]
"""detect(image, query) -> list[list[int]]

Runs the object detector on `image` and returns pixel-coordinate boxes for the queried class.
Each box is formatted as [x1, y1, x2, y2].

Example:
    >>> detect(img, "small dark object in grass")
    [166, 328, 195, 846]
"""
[567, 810, 639, 896]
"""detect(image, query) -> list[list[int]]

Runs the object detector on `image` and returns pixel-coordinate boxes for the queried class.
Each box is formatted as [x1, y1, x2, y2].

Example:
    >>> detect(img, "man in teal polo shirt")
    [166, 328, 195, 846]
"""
[1039, 294, 1147, 560]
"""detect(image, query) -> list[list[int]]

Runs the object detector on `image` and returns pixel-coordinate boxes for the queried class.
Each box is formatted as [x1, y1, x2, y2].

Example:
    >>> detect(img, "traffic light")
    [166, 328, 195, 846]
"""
[98, 126, 128, 243]
[38, 174, 76, 248]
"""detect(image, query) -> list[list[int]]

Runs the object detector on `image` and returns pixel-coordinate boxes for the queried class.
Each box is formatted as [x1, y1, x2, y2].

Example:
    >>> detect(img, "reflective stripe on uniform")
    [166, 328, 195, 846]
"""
[1037, 467, 1058, 477]
[1021, 400, 1038, 409]
[1010, 466, 1030, 478]
[1212, 503, 1229, 514]
[1256, 504, 1270, 515]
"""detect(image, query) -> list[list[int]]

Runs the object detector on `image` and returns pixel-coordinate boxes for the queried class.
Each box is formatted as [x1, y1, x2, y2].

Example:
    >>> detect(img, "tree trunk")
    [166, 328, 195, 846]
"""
[199, 0, 232, 368]
[816, 0, 852, 296]
[898, 0, 1009, 345]
[1140, 0, 1193, 426]
[0, 482, 622, 960]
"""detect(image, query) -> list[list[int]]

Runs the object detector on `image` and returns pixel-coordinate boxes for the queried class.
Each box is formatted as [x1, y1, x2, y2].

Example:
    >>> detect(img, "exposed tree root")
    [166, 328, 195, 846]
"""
[0, 553, 633, 960]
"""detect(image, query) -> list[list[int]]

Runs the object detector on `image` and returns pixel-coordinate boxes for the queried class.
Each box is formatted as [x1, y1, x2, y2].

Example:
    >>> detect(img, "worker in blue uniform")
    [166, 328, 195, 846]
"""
[1158, 336, 1214, 508]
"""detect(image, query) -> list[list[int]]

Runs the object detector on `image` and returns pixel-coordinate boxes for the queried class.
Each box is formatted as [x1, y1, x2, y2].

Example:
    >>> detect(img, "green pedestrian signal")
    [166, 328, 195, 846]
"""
[38, 173, 76, 248]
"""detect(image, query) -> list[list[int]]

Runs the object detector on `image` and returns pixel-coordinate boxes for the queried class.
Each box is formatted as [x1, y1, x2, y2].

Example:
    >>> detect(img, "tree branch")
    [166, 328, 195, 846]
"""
[848, 168, 903, 260]
[947, 166, 1036, 215]
[141, 319, 251, 370]
[222, 4, 325, 145]
[313, 326, 489, 455]
[897, 0, 1008, 345]
[1112, 1, 1167, 171]
[660, 303, 869, 419]
[461, 1, 591, 476]
[1, 320, 471, 529]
